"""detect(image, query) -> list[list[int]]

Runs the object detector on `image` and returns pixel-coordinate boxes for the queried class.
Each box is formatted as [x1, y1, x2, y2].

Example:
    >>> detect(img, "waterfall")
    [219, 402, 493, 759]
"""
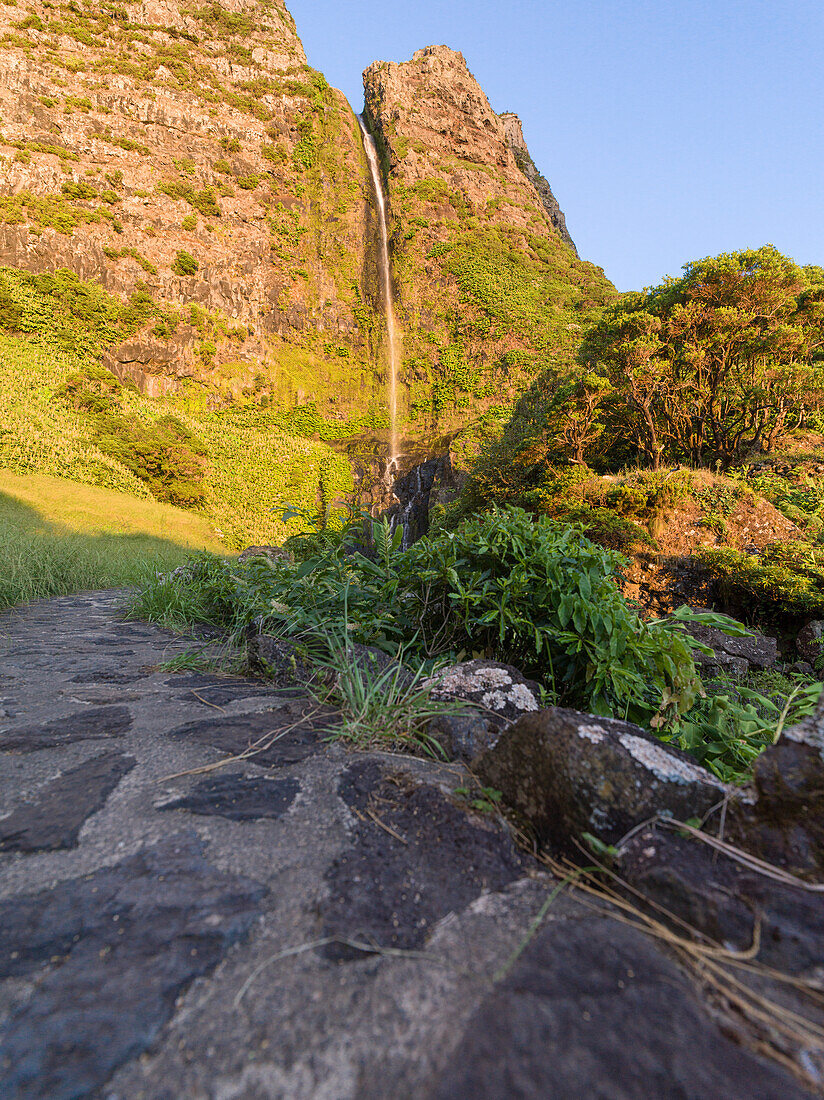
[357, 113, 400, 473]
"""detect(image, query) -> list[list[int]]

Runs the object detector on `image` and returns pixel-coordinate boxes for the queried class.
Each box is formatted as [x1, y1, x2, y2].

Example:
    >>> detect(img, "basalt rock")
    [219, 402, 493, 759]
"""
[681, 615, 779, 677]
[477, 707, 729, 848]
[426, 659, 541, 764]
[727, 703, 824, 879]
[620, 824, 824, 975]
[796, 620, 824, 666]
[499, 111, 577, 254]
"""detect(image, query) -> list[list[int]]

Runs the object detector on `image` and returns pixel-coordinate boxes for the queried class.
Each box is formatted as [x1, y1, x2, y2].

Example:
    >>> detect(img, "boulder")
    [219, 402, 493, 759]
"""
[619, 825, 824, 973]
[682, 617, 778, 678]
[246, 633, 316, 687]
[237, 545, 292, 565]
[796, 620, 824, 666]
[425, 660, 541, 764]
[477, 708, 729, 848]
[727, 701, 824, 878]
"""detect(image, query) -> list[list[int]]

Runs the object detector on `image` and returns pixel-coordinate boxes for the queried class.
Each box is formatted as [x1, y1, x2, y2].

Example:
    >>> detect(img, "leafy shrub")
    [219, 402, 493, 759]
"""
[676, 666, 822, 781]
[172, 250, 199, 277]
[61, 179, 98, 200]
[0, 267, 149, 356]
[697, 541, 824, 621]
[157, 180, 220, 218]
[133, 507, 701, 730]
[58, 370, 209, 506]
[182, 214, 197, 231]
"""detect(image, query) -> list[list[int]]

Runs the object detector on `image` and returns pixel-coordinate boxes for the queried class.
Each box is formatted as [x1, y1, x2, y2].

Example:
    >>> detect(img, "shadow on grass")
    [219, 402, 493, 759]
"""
[0, 492, 204, 612]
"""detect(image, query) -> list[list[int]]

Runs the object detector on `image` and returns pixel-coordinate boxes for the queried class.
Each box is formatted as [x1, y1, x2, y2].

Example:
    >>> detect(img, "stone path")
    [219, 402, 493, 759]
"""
[0, 592, 815, 1098]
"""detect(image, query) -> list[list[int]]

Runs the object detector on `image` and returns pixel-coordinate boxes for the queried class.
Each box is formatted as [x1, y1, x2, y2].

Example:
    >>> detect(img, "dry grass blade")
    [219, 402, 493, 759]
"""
[158, 706, 327, 782]
[537, 851, 824, 1089]
[233, 936, 441, 1007]
[189, 689, 226, 712]
[660, 818, 824, 893]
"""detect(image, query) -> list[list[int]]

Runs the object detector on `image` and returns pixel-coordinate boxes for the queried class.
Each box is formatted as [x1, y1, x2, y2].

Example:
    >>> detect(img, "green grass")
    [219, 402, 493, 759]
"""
[0, 469, 230, 611]
[0, 333, 355, 548]
[0, 469, 225, 548]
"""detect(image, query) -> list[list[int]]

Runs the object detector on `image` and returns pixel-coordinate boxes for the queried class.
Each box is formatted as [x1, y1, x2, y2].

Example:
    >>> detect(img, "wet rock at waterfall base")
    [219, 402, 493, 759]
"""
[477, 707, 729, 847]
[391, 458, 445, 547]
[0, 751, 136, 852]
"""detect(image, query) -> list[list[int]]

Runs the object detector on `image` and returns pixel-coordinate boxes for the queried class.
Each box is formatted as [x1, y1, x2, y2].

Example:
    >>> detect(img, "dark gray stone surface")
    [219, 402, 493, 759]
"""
[478, 706, 730, 847]
[0, 834, 265, 1099]
[168, 703, 331, 766]
[321, 760, 524, 957]
[430, 916, 811, 1100]
[0, 750, 136, 852]
[0, 590, 817, 1099]
[160, 773, 300, 821]
[0, 705, 133, 752]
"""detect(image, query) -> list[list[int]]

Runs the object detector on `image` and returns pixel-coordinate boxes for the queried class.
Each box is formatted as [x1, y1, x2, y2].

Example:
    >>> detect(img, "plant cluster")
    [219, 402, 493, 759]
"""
[132, 506, 823, 779]
[696, 541, 824, 622]
[57, 368, 210, 506]
[134, 507, 700, 731]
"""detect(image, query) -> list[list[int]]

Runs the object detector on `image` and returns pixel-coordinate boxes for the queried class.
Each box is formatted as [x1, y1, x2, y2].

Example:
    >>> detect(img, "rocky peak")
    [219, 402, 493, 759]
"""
[360, 43, 610, 435]
[0, 0, 374, 407]
[363, 45, 577, 252]
[499, 111, 577, 255]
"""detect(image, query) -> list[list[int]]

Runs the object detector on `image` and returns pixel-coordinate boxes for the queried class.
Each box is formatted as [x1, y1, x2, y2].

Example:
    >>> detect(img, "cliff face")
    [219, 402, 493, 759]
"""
[499, 112, 577, 255]
[0, 0, 382, 411]
[0, 13, 613, 458]
[362, 46, 613, 436]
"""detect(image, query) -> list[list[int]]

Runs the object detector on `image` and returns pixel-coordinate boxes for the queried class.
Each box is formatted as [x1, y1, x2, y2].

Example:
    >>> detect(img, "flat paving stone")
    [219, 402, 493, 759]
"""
[159, 773, 300, 821]
[0, 705, 133, 752]
[0, 834, 265, 1099]
[168, 704, 332, 767]
[321, 759, 525, 958]
[0, 750, 136, 852]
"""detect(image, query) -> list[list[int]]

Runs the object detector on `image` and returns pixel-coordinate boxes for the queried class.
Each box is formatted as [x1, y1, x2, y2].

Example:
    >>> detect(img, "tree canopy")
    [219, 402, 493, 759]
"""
[581, 246, 824, 468]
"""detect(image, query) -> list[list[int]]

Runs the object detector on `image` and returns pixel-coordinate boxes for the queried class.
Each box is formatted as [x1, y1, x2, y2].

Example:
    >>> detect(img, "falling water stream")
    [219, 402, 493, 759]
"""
[357, 113, 400, 473]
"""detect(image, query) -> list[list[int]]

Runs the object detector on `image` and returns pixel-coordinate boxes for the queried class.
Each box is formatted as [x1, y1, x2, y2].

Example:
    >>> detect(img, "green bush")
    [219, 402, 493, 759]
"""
[697, 541, 824, 621]
[173, 250, 199, 277]
[132, 506, 701, 729]
[58, 370, 209, 506]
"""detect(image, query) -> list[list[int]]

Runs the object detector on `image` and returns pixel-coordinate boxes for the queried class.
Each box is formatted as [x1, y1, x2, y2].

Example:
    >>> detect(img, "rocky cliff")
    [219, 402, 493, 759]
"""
[0, 10, 615, 524]
[362, 45, 613, 438]
[499, 111, 577, 254]
[0, 0, 385, 413]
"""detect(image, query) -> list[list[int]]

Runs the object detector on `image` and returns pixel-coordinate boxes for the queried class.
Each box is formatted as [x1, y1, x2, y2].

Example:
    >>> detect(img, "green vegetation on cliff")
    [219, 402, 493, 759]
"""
[0, 268, 354, 548]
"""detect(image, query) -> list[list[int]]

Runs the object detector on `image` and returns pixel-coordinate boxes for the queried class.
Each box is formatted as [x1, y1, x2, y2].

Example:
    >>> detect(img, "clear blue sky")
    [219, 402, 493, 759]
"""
[288, 0, 823, 292]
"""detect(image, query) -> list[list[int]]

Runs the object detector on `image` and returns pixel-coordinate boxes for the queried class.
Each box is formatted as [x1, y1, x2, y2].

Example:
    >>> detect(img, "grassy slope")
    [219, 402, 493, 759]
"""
[0, 470, 231, 611]
[0, 469, 225, 548]
[0, 332, 353, 549]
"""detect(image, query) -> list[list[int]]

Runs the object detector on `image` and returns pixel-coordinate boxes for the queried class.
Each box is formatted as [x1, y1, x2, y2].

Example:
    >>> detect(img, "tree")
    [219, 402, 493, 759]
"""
[582, 246, 824, 468]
